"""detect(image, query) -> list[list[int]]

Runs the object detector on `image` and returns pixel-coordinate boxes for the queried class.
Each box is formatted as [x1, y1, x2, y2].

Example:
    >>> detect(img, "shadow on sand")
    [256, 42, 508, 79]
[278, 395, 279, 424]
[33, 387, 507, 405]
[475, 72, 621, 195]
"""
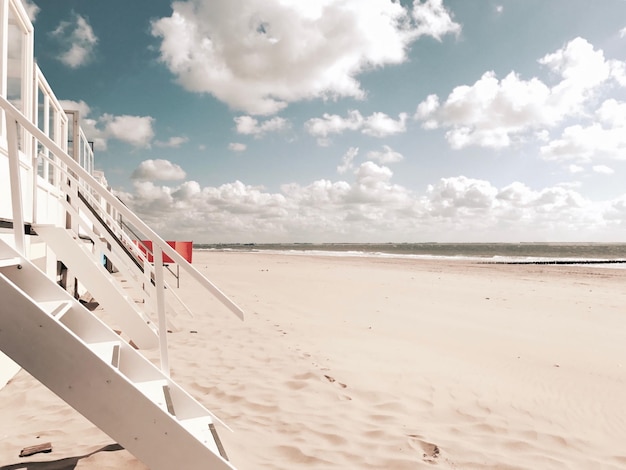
[0, 443, 124, 470]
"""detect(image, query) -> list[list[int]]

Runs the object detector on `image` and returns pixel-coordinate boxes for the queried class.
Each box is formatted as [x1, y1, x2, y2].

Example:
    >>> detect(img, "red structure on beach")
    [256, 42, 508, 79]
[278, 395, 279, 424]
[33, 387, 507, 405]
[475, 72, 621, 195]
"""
[135, 240, 193, 264]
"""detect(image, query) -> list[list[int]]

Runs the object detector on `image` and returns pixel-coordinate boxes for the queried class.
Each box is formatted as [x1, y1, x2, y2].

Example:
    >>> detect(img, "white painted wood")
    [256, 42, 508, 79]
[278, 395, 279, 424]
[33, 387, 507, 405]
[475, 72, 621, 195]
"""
[0, 239, 235, 469]
[135, 379, 170, 413]
[180, 416, 224, 455]
[6, 117, 24, 254]
[33, 224, 159, 349]
[39, 299, 72, 318]
[0, 256, 20, 267]
[88, 341, 121, 367]
[153, 246, 170, 375]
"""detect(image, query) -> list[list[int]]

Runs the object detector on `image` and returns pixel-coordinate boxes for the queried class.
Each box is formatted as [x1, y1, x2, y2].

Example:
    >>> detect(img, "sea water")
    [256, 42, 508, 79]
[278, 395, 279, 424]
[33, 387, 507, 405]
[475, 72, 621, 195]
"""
[195, 242, 626, 265]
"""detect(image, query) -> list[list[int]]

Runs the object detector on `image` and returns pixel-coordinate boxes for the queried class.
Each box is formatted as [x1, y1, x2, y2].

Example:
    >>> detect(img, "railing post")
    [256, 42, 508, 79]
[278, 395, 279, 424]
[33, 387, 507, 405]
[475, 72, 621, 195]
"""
[32, 144, 38, 224]
[7, 117, 26, 254]
[153, 245, 170, 376]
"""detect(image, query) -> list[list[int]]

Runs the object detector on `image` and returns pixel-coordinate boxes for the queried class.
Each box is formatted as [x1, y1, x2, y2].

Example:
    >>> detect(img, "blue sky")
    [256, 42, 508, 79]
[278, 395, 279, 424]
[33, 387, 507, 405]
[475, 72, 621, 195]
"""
[26, 0, 626, 242]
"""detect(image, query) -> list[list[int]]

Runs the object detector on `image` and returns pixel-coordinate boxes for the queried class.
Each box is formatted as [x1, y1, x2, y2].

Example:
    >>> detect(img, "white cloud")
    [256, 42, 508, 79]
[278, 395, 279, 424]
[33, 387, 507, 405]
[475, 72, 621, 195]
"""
[355, 161, 393, 188]
[305, 110, 408, 145]
[234, 115, 289, 137]
[58, 99, 91, 118]
[131, 159, 187, 181]
[596, 98, 626, 127]
[51, 13, 98, 68]
[155, 136, 189, 148]
[367, 145, 404, 164]
[620, 27, 626, 39]
[56, 100, 157, 151]
[416, 37, 626, 150]
[120, 164, 626, 243]
[102, 114, 155, 148]
[305, 110, 363, 144]
[416, 71, 553, 149]
[541, 99, 626, 162]
[593, 165, 615, 175]
[151, 0, 460, 115]
[412, 0, 461, 41]
[23, 0, 40, 21]
[229, 142, 247, 152]
[426, 176, 497, 215]
[568, 164, 584, 174]
[337, 147, 358, 174]
[495, 5, 504, 14]
[538, 37, 615, 112]
[540, 123, 626, 162]
[363, 112, 409, 137]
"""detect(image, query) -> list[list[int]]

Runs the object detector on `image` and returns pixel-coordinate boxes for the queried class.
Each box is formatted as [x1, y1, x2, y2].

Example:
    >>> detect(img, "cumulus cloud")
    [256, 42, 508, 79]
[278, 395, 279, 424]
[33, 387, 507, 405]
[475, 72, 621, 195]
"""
[593, 165, 615, 175]
[305, 110, 363, 145]
[119, 163, 625, 243]
[426, 176, 497, 215]
[50, 13, 98, 68]
[538, 37, 619, 110]
[102, 114, 155, 148]
[363, 112, 409, 137]
[415, 37, 626, 150]
[58, 99, 90, 117]
[57, 101, 156, 150]
[367, 145, 404, 164]
[23, 0, 40, 21]
[229, 142, 247, 152]
[131, 159, 187, 181]
[412, 0, 461, 41]
[540, 99, 626, 162]
[234, 115, 289, 137]
[155, 136, 189, 148]
[305, 110, 408, 145]
[337, 147, 358, 174]
[151, 0, 460, 115]
[415, 71, 553, 149]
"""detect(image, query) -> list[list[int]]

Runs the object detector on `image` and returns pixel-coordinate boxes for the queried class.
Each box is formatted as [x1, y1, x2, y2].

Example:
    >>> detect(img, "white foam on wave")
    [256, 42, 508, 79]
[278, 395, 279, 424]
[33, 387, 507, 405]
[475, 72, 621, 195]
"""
[203, 248, 626, 268]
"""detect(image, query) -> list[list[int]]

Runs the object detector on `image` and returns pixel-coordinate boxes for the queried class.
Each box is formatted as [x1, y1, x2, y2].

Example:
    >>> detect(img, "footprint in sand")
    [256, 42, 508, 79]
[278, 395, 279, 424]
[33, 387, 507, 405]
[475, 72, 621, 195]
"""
[323, 375, 351, 400]
[407, 435, 441, 464]
[323, 374, 347, 388]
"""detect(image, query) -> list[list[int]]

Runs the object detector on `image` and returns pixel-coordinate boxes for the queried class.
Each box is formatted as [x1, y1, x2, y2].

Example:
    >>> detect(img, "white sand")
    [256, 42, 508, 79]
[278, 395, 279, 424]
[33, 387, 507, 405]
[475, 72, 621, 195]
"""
[1, 251, 625, 469]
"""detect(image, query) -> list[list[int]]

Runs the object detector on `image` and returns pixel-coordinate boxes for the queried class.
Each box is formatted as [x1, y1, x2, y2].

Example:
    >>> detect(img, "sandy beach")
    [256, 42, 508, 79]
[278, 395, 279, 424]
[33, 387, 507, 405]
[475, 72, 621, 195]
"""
[1, 251, 625, 469]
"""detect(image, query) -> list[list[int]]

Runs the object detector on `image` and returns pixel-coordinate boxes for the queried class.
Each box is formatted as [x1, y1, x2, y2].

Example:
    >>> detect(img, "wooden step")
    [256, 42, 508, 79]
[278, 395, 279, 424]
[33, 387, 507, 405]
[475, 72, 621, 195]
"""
[135, 380, 171, 414]
[0, 257, 21, 268]
[88, 341, 121, 368]
[39, 300, 72, 320]
[179, 416, 228, 460]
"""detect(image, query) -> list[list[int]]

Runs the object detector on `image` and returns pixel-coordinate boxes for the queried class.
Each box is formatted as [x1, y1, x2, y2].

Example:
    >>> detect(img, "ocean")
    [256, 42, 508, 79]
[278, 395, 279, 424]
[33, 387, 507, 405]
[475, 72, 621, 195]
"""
[194, 242, 626, 265]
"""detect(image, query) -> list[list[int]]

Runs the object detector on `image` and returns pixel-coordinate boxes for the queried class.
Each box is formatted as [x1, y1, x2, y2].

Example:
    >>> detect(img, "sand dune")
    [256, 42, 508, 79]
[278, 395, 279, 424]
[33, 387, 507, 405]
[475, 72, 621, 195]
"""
[1, 252, 625, 469]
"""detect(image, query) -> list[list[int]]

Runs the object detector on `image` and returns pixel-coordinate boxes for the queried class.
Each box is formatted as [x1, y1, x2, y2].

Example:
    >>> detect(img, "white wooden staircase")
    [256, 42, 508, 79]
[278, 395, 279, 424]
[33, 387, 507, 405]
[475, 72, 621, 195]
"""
[0, 89, 245, 468]
[32, 224, 160, 349]
[0, 238, 234, 469]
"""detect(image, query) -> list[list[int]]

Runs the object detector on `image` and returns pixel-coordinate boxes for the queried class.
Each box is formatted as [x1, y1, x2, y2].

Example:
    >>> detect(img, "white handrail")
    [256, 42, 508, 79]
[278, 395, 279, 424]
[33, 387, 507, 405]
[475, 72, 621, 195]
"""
[6, 118, 25, 254]
[1, 94, 244, 320]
